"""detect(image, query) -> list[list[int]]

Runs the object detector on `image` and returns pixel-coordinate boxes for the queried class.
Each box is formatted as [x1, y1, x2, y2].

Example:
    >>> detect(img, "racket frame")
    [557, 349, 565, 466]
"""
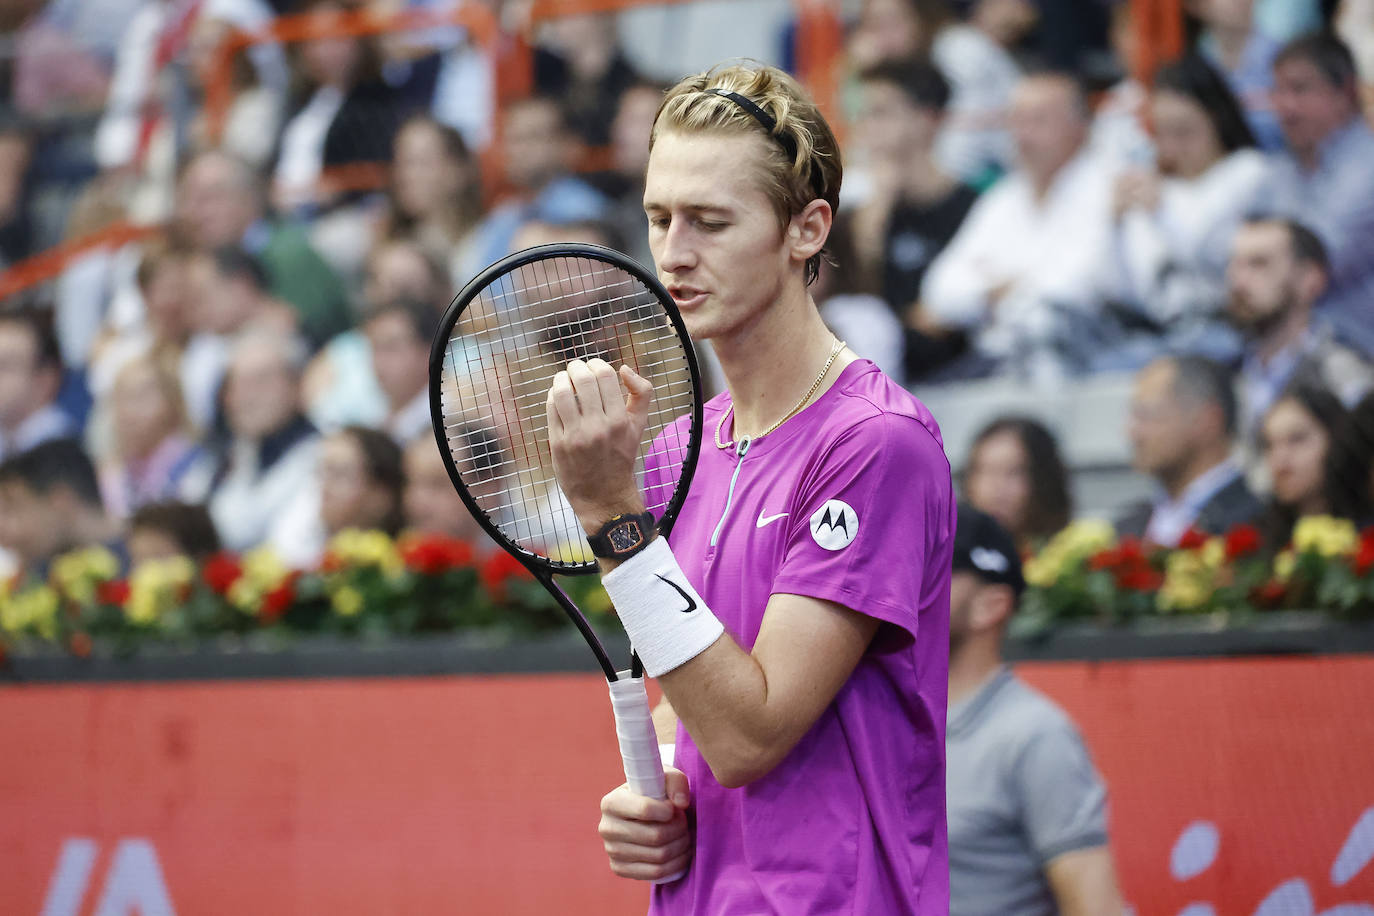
[427, 242, 704, 681]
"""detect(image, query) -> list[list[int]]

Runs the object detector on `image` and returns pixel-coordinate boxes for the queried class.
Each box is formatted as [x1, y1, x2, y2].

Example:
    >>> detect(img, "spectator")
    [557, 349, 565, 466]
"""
[586, 80, 665, 269]
[270, 425, 406, 567]
[205, 330, 320, 551]
[94, 0, 287, 222]
[921, 72, 1117, 381]
[0, 309, 75, 462]
[1227, 216, 1373, 440]
[1259, 382, 1374, 545]
[1269, 31, 1374, 358]
[182, 245, 298, 431]
[185, 8, 287, 170]
[534, 12, 644, 147]
[402, 434, 487, 544]
[364, 297, 436, 446]
[847, 60, 980, 382]
[1189, 0, 1285, 148]
[303, 237, 450, 432]
[845, 0, 1026, 184]
[175, 148, 351, 347]
[97, 355, 203, 519]
[272, 0, 416, 216]
[1105, 55, 1267, 364]
[126, 501, 222, 566]
[463, 95, 608, 275]
[947, 504, 1125, 916]
[381, 114, 483, 284]
[1118, 355, 1264, 546]
[963, 416, 1071, 553]
[814, 218, 908, 385]
[0, 438, 122, 582]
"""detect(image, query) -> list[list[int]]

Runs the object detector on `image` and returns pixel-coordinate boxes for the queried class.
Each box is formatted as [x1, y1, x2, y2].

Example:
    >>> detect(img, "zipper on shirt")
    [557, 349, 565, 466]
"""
[709, 437, 751, 548]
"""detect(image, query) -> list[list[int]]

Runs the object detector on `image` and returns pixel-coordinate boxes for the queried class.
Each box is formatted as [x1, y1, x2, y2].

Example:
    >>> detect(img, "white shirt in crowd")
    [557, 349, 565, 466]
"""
[921, 151, 1117, 370]
[210, 434, 320, 552]
[387, 390, 432, 447]
[1108, 149, 1271, 325]
[0, 403, 75, 462]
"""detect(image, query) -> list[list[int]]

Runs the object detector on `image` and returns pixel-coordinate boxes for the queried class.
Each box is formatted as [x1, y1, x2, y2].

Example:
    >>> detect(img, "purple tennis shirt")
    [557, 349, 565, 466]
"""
[643, 359, 954, 915]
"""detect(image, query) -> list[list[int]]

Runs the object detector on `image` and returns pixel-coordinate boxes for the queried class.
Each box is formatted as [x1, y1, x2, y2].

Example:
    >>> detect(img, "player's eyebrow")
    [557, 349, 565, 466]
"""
[642, 201, 736, 217]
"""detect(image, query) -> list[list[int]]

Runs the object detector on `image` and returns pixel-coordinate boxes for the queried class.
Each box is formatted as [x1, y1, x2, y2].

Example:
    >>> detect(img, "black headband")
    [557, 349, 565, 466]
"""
[704, 88, 799, 163]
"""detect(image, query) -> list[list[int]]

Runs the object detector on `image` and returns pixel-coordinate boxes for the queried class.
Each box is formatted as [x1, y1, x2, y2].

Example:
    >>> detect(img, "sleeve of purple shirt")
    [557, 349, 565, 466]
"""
[770, 410, 952, 639]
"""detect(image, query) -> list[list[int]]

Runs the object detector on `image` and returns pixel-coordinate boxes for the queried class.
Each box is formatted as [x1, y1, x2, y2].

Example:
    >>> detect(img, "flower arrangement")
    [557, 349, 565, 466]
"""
[1018, 516, 1374, 632]
[0, 531, 611, 659]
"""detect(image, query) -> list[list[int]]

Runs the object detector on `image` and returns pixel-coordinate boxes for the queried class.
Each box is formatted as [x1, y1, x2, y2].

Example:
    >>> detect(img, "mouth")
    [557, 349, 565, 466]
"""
[667, 284, 708, 310]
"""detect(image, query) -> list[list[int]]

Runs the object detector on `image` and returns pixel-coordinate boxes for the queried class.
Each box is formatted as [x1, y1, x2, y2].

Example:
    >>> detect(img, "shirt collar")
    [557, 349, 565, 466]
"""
[1155, 459, 1241, 516]
[948, 665, 1014, 737]
[1314, 118, 1366, 173]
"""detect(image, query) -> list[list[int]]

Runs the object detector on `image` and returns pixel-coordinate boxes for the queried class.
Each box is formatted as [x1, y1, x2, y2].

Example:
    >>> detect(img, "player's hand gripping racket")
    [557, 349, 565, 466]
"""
[429, 243, 702, 881]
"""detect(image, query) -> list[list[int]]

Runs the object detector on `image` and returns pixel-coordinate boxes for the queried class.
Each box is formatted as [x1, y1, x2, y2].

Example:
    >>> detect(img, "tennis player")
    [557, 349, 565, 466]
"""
[547, 63, 954, 914]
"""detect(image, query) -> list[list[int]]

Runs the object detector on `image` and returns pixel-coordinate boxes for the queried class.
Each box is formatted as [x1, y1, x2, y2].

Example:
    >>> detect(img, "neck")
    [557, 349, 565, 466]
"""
[948, 639, 1003, 706]
[900, 153, 955, 202]
[1299, 492, 1330, 518]
[1161, 445, 1230, 501]
[713, 282, 852, 440]
[1211, 25, 1249, 69]
[68, 510, 118, 552]
[1257, 308, 1311, 364]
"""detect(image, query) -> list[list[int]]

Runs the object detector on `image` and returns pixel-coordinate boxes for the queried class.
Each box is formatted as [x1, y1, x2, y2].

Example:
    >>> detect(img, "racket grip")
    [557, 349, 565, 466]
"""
[609, 671, 687, 885]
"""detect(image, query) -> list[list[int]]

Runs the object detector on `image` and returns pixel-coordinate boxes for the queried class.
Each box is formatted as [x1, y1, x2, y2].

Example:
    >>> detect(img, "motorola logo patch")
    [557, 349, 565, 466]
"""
[809, 499, 859, 551]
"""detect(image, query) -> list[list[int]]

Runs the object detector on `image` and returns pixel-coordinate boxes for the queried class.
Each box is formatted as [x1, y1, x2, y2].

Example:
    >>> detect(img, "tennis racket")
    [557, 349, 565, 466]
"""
[428, 243, 702, 870]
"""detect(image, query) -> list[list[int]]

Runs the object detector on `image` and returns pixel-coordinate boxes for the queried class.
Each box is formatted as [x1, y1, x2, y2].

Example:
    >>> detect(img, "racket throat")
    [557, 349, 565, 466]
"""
[709, 436, 752, 548]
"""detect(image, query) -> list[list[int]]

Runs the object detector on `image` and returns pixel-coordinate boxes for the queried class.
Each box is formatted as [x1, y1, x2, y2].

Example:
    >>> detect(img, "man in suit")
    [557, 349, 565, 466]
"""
[1117, 355, 1263, 546]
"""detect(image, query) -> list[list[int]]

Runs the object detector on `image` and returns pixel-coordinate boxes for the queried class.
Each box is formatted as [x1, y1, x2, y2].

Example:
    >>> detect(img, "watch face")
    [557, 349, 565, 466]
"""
[607, 520, 646, 553]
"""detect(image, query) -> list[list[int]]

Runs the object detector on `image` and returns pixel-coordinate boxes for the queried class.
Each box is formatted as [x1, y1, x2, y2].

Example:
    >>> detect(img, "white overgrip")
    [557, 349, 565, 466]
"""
[609, 671, 686, 885]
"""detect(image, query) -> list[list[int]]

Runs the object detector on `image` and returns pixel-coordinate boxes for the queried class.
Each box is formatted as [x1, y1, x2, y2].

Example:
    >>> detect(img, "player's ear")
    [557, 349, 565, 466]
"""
[788, 199, 831, 265]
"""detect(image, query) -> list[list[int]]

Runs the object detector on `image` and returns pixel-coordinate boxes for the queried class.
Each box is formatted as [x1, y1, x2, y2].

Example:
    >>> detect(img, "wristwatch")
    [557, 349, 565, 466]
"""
[587, 511, 657, 560]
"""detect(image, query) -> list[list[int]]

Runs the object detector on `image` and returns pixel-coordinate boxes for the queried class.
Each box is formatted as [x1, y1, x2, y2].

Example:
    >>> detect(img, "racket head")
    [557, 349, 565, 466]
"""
[428, 243, 703, 575]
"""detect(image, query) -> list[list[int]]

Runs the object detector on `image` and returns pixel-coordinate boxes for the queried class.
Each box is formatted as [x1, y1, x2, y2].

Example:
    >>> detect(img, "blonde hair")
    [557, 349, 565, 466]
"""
[651, 63, 842, 283]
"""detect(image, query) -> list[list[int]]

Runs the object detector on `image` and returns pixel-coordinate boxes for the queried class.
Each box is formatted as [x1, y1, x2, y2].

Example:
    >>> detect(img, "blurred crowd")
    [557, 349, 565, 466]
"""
[1, 0, 1374, 584]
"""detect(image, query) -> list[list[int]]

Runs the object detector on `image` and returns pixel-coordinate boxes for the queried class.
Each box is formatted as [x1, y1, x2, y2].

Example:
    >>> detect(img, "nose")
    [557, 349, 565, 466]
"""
[655, 218, 696, 276]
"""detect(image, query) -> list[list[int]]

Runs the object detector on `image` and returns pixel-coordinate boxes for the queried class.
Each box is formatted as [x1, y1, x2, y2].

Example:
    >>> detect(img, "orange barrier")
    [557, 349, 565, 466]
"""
[0, 222, 162, 303]
[1, 655, 1372, 913]
[1131, 0, 1185, 82]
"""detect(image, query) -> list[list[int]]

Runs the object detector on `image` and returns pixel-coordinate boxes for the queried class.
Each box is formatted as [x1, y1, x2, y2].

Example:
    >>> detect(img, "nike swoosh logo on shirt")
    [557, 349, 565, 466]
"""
[656, 574, 698, 614]
[756, 511, 789, 528]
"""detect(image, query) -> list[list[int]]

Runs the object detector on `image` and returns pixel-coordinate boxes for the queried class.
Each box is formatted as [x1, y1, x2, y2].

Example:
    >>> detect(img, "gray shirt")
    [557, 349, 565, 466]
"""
[947, 667, 1109, 916]
[1269, 119, 1374, 358]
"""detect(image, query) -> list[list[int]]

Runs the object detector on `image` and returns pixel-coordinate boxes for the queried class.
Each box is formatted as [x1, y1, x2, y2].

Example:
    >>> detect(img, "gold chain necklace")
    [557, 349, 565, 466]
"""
[715, 338, 846, 449]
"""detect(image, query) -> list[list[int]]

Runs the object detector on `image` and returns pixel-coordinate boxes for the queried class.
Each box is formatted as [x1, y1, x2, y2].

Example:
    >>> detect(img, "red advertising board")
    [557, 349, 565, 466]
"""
[1, 657, 1371, 914]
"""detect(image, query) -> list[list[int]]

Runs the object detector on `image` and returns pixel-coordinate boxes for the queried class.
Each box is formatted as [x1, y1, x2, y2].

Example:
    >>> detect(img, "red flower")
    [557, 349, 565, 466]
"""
[1117, 565, 1163, 592]
[1224, 524, 1262, 561]
[202, 553, 244, 595]
[319, 551, 345, 574]
[1088, 548, 1118, 571]
[68, 632, 93, 658]
[480, 552, 531, 598]
[95, 579, 131, 606]
[1254, 579, 1288, 606]
[1354, 529, 1374, 577]
[1178, 528, 1209, 550]
[259, 572, 300, 623]
[401, 535, 476, 575]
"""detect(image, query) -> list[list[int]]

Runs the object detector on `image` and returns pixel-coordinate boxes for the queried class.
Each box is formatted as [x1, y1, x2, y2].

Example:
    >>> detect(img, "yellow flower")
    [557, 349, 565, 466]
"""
[326, 529, 403, 577]
[1201, 537, 1227, 570]
[50, 546, 120, 603]
[124, 557, 195, 626]
[1024, 519, 1116, 588]
[0, 585, 60, 638]
[229, 547, 291, 615]
[1157, 550, 1212, 613]
[1292, 516, 1359, 558]
[1274, 548, 1297, 582]
[331, 585, 364, 618]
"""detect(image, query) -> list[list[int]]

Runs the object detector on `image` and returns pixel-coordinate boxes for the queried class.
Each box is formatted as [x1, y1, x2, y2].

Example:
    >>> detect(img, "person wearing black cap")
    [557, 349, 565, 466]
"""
[947, 504, 1125, 916]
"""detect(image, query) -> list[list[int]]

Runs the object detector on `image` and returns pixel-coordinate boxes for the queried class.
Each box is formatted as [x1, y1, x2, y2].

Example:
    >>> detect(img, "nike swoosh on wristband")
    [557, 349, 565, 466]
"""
[656, 574, 698, 614]
[756, 511, 789, 528]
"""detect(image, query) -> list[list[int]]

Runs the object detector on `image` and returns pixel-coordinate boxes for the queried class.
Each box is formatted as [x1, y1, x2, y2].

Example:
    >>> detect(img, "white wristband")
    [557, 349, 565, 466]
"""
[602, 537, 724, 677]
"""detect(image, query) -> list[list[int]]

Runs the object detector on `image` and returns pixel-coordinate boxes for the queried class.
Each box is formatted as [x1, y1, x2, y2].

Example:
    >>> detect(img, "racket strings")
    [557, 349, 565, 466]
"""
[440, 254, 695, 564]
